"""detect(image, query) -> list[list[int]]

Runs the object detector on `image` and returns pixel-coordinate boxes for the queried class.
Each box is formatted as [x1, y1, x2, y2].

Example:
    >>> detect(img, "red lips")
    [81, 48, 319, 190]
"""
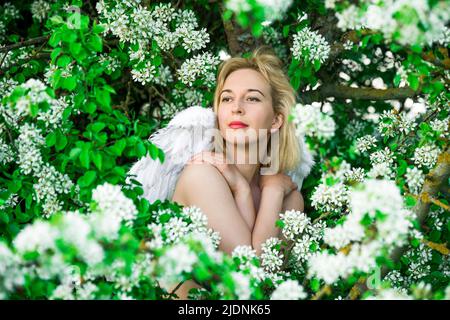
[229, 121, 248, 129]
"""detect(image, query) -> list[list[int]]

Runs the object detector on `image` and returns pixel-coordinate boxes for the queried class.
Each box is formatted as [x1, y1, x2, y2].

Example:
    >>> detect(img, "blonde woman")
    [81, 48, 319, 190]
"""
[170, 47, 307, 298]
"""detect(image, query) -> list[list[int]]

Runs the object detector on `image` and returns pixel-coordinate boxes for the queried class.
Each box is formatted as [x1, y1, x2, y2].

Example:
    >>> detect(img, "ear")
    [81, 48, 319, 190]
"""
[270, 113, 284, 133]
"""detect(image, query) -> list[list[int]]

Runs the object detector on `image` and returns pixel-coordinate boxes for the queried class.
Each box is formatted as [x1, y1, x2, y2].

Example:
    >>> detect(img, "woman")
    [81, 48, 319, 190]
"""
[170, 47, 305, 298]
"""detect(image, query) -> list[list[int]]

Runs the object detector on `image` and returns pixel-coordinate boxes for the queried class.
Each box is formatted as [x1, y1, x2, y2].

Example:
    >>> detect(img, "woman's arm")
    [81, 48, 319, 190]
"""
[174, 163, 252, 254]
[231, 183, 256, 230]
[252, 187, 284, 255]
[252, 187, 304, 255]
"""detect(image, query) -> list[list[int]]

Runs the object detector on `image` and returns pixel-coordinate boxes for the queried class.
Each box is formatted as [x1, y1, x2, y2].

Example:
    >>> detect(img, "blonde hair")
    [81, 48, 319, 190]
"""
[213, 46, 300, 173]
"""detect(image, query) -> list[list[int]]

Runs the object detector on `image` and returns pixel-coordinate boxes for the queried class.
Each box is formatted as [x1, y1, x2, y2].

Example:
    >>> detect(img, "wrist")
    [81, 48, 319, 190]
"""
[231, 179, 250, 195]
[261, 185, 285, 195]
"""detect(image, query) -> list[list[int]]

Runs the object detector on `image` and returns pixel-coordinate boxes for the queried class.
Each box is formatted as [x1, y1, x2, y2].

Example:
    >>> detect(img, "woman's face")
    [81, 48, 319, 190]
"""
[217, 68, 283, 148]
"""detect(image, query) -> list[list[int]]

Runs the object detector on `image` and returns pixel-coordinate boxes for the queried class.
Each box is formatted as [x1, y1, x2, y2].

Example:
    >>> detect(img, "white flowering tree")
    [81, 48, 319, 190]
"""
[0, 0, 449, 300]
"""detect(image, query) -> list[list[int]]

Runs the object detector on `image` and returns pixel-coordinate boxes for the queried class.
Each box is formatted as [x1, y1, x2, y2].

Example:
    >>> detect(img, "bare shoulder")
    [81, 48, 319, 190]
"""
[282, 189, 305, 212]
[172, 163, 232, 206]
[171, 163, 253, 253]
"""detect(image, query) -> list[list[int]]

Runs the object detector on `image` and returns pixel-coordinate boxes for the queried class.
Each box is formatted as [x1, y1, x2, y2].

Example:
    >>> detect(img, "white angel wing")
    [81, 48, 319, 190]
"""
[126, 106, 217, 203]
[286, 134, 315, 190]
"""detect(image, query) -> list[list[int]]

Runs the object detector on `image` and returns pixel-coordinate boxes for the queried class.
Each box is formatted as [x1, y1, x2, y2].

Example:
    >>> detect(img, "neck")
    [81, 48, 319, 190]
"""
[225, 143, 261, 187]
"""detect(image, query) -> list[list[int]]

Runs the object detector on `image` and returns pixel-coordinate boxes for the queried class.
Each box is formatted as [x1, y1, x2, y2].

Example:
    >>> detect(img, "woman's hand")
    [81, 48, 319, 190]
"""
[258, 173, 297, 197]
[187, 151, 249, 194]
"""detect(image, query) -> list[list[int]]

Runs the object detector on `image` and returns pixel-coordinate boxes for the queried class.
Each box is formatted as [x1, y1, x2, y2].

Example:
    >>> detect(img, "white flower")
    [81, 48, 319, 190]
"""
[92, 183, 137, 227]
[14, 221, 58, 254]
[344, 167, 366, 183]
[405, 167, 425, 194]
[165, 217, 190, 243]
[177, 52, 220, 87]
[231, 272, 252, 299]
[271, 280, 306, 300]
[355, 135, 377, 153]
[158, 243, 197, 287]
[232, 245, 257, 266]
[279, 210, 310, 240]
[292, 103, 336, 141]
[412, 144, 440, 169]
[311, 182, 348, 213]
[291, 27, 330, 64]
[370, 147, 395, 165]
[131, 60, 156, 85]
[260, 238, 283, 273]
[31, 0, 51, 23]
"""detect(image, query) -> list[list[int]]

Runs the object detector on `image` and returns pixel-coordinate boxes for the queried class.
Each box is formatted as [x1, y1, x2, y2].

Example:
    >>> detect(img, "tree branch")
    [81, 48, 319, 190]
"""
[0, 36, 50, 53]
[218, 3, 241, 56]
[299, 83, 420, 104]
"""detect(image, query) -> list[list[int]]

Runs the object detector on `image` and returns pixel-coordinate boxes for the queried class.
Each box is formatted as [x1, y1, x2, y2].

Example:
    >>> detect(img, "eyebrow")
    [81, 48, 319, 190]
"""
[220, 89, 265, 97]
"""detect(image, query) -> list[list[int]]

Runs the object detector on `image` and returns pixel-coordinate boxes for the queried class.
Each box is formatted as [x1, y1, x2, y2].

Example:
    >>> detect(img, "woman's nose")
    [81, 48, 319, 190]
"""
[231, 99, 244, 114]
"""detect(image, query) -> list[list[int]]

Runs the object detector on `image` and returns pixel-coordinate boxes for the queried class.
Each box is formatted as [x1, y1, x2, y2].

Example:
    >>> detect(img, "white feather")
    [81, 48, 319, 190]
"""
[127, 105, 315, 203]
[127, 106, 216, 203]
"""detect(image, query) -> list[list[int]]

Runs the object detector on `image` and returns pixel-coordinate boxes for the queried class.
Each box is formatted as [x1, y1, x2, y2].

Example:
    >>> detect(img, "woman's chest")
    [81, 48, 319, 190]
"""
[250, 185, 262, 212]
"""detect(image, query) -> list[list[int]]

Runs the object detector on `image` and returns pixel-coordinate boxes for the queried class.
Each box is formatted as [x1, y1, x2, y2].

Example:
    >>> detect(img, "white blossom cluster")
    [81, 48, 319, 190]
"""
[344, 167, 366, 183]
[96, 1, 213, 87]
[177, 52, 220, 87]
[30, 0, 52, 23]
[157, 242, 198, 288]
[405, 167, 425, 194]
[291, 27, 330, 64]
[335, 1, 450, 46]
[311, 181, 348, 213]
[146, 206, 221, 251]
[92, 183, 137, 228]
[430, 117, 449, 138]
[309, 179, 414, 284]
[291, 220, 325, 265]
[368, 147, 397, 179]
[355, 134, 378, 153]
[0, 3, 20, 42]
[279, 210, 310, 241]
[260, 237, 284, 274]
[270, 279, 306, 300]
[291, 102, 336, 141]
[343, 119, 366, 140]
[412, 144, 440, 169]
[378, 110, 416, 137]
[33, 164, 74, 217]
[0, 79, 73, 216]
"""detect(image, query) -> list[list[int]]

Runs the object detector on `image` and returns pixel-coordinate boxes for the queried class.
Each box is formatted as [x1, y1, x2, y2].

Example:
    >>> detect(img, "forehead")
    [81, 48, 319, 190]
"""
[222, 68, 270, 93]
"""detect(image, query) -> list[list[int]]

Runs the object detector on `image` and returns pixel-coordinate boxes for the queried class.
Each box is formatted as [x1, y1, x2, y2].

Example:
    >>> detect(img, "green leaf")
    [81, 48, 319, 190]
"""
[55, 132, 68, 151]
[92, 152, 103, 171]
[407, 74, 419, 91]
[282, 25, 290, 38]
[78, 171, 97, 188]
[49, 31, 61, 47]
[46, 132, 56, 147]
[405, 195, 417, 207]
[87, 34, 103, 52]
[95, 88, 111, 110]
[62, 77, 77, 91]
[50, 48, 61, 63]
[91, 122, 106, 133]
[57, 55, 71, 68]
[80, 146, 90, 169]
[110, 139, 126, 156]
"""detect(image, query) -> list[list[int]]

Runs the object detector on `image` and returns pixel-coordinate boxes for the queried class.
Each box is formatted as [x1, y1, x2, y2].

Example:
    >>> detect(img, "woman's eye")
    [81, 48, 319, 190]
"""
[221, 97, 232, 102]
[247, 97, 260, 102]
